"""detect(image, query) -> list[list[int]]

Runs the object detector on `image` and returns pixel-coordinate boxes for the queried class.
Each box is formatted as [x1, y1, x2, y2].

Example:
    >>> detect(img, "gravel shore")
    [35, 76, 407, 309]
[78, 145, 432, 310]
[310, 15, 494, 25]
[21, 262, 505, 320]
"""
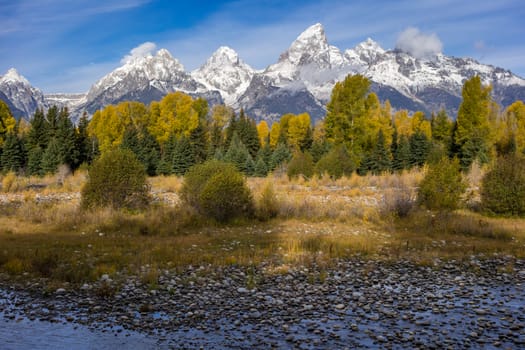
[2, 257, 525, 349]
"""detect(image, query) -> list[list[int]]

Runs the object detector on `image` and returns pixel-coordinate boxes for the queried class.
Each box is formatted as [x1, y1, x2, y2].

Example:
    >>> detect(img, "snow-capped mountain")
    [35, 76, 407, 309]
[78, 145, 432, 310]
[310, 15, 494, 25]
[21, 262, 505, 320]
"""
[82, 48, 222, 116]
[0, 68, 47, 119]
[191, 46, 256, 106]
[1, 22, 525, 123]
[236, 23, 525, 122]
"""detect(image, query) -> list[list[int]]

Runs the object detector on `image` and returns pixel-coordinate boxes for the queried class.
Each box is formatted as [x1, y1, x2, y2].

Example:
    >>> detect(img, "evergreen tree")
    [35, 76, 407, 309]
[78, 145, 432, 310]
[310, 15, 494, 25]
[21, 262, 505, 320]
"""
[45, 106, 59, 140]
[137, 128, 160, 176]
[393, 134, 411, 171]
[26, 108, 48, 151]
[244, 156, 255, 176]
[172, 136, 194, 175]
[75, 112, 92, 166]
[27, 146, 44, 176]
[41, 138, 61, 174]
[257, 143, 273, 168]
[224, 132, 252, 173]
[120, 126, 141, 154]
[309, 139, 330, 163]
[157, 133, 177, 175]
[236, 109, 260, 158]
[189, 121, 208, 164]
[269, 142, 291, 171]
[1, 132, 24, 173]
[409, 131, 430, 167]
[224, 112, 238, 149]
[253, 156, 268, 177]
[56, 107, 78, 169]
[208, 124, 224, 159]
[367, 130, 392, 175]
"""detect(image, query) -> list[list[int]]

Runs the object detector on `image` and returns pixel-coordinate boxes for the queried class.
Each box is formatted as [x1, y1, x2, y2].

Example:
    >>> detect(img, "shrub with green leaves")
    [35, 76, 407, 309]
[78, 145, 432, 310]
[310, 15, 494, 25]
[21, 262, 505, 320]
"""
[287, 151, 314, 180]
[481, 155, 525, 216]
[315, 145, 355, 179]
[81, 148, 150, 210]
[181, 160, 254, 222]
[417, 157, 466, 211]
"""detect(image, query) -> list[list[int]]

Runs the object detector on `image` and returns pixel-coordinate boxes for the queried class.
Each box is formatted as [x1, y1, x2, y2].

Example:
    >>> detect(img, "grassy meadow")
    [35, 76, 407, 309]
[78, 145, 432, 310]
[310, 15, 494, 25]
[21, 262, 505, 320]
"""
[0, 168, 524, 289]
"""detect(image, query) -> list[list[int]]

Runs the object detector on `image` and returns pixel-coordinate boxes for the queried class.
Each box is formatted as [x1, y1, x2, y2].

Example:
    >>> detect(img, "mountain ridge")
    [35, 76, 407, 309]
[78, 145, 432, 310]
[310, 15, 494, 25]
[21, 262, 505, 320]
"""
[1, 23, 524, 123]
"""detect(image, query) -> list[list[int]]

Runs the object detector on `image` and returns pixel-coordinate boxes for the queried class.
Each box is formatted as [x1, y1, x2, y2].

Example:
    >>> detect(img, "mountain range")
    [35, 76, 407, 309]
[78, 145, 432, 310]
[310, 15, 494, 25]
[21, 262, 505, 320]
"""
[1, 23, 525, 124]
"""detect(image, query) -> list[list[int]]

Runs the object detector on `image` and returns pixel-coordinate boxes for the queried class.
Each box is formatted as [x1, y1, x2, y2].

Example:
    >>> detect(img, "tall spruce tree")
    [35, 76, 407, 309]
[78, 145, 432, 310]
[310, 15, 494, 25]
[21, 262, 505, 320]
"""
[409, 131, 431, 167]
[41, 138, 61, 174]
[1, 132, 24, 173]
[172, 136, 194, 175]
[26, 108, 49, 151]
[137, 128, 160, 176]
[393, 134, 411, 171]
[367, 130, 392, 175]
[27, 146, 44, 176]
[189, 121, 208, 164]
[224, 132, 252, 173]
[56, 107, 78, 169]
[157, 133, 177, 175]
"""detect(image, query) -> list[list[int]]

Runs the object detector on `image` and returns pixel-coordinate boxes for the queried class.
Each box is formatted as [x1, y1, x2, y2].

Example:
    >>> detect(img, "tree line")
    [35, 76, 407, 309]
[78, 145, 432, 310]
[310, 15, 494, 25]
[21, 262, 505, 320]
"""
[0, 75, 524, 178]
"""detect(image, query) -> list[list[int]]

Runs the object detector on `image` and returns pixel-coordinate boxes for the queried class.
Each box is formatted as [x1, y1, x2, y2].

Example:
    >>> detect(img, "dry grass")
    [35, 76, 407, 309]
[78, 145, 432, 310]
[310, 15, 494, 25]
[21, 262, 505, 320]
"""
[1, 167, 524, 287]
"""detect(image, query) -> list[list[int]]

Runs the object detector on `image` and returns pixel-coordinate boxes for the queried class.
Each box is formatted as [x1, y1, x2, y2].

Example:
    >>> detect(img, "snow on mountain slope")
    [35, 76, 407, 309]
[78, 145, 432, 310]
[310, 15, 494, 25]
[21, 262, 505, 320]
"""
[191, 46, 255, 106]
[2, 22, 525, 123]
[0, 68, 47, 119]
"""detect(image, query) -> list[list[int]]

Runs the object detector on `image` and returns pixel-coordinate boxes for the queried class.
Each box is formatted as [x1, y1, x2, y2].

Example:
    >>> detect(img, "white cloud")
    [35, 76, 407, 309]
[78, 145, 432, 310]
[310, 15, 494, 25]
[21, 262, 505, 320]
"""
[121, 42, 157, 64]
[395, 27, 443, 59]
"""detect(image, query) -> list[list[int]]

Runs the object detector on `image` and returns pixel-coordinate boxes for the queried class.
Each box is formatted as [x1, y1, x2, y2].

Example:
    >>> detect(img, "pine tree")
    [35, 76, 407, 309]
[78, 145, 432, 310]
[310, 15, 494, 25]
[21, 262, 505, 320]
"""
[46, 106, 59, 140]
[27, 146, 44, 176]
[224, 132, 252, 173]
[393, 134, 411, 171]
[257, 143, 273, 168]
[137, 128, 160, 176]
[409, 131, 430, 167]
[75, 112, 92, 166]
[41, 137, 61, 174]
[253, 156, 268, 177]
[368, 130, 391, 175]
[189, 121, 208, 164]
[1, 132, 24, 173]
[157, 133, 177, 175]
[269, 143, 291, 171]
[26, 108, 48, 151]
[172, 136, 194, 175]
[56, 107, 78, 169]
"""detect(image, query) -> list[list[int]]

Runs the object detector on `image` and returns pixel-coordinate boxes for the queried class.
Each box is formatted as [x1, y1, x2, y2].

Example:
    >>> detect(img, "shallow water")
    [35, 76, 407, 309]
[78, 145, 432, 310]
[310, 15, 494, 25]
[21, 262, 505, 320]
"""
[2, 280, 525, 349]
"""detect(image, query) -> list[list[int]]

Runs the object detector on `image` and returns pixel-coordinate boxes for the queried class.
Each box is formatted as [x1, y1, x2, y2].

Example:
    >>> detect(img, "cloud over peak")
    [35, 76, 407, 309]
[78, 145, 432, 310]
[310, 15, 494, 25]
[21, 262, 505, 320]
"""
[395, 27, 443, 59]
[121, 42, 157, 64]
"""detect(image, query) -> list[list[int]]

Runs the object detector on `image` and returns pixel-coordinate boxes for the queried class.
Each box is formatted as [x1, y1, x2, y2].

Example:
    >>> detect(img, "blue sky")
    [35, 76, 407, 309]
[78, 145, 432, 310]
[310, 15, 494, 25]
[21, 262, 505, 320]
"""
[1, 0, 524, 93]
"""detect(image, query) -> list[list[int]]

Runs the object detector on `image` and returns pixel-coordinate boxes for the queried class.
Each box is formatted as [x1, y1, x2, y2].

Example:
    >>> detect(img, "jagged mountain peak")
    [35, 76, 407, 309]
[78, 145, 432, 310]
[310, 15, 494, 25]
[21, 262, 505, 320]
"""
[207, 46, 242, 66]
[281, 23, 330, 66]
[1, 68, 32, 86]
[355, 38, 385, 54]
[192, 46, 255, 106]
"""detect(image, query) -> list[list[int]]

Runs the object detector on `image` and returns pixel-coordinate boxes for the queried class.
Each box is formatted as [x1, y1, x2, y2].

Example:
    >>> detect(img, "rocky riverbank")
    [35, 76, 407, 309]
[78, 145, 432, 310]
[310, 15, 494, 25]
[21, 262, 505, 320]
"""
[2, 257, 525, 349]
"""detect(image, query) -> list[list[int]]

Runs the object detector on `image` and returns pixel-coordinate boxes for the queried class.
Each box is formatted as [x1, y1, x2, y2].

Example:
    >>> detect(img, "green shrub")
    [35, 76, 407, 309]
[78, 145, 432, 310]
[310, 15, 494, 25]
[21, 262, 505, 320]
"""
[81, 148, 150, 210]
[181, 160, 254, 222]
[315, 145, 355, 179]
[418, 157, 466, 211]
[481, 155, 525, 216]
[287, 151, 314, 180]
